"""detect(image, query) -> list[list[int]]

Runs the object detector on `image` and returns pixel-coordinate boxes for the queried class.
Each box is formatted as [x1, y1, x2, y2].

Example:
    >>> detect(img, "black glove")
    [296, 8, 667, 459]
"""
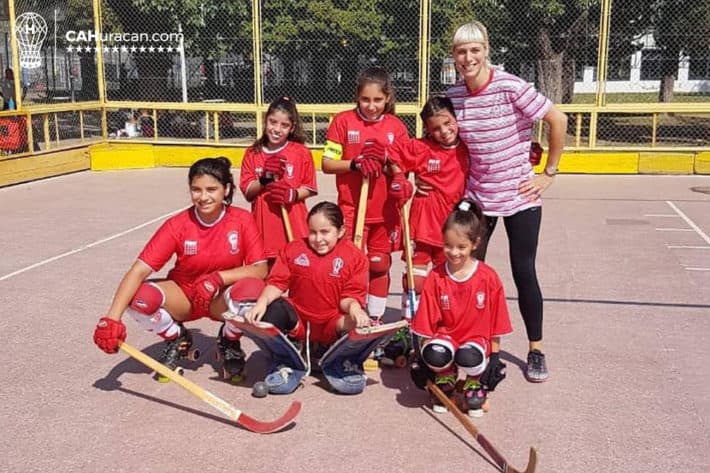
[479, 352, 506, 391]
[410, 362, 435, 390]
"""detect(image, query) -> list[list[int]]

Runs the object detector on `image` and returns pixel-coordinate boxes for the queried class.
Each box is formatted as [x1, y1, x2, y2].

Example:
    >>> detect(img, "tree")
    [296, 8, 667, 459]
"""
[654, 0, 710, 102]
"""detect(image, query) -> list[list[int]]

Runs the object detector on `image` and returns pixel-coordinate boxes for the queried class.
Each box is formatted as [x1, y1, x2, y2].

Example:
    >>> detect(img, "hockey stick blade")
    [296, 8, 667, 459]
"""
[427, 380, 537, 473]
[119, 341, 301, 434]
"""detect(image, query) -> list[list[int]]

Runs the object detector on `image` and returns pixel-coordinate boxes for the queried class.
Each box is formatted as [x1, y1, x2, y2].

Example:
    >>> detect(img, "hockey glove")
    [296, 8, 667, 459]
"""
[93, 317, 127, 354]
[389, 173, 413, 208]
[350, 155, 383, 178]
[265, 180, 298, 206]
[193, 271, 224, 312]
[410, 362, 435, 390]
[263, 154, 286, 178]
[361, 139, 388, 165]
[529, 142, 543, 166]
[479, 352, 507, 391]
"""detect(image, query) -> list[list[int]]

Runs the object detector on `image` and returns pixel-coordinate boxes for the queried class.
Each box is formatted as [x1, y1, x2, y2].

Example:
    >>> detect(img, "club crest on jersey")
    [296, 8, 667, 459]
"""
[476, 291, 485, 309]
[285, 163, 294, 179]
[294, 253, 310, 267]
[330, 257, 344, 277]
[255, 166, 264, 176]
[347, 130, 360, 144]
[427, 158, 441, 173]
[184, 240, 198, 255]
[387, 132, 394, 144]
[440, 294, 450, 310]
[227, 231, 239, 255]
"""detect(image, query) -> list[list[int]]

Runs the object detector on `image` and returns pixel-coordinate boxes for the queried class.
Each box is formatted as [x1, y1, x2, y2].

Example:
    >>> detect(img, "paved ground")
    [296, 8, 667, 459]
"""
[1, 169, 709, 473]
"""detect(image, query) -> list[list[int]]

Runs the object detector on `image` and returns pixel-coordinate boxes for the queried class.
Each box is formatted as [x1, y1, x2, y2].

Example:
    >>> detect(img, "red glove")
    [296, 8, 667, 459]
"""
[265, 180, 298, 206]
[361, 139, 388, 166]
[193, 272, 224, 312]
[529, 142, 543, 166]
[93, 317, 127, 354]
[350, 155, 383, 178]
[263, 154, 285, 177]
[389, 173, 413, 208]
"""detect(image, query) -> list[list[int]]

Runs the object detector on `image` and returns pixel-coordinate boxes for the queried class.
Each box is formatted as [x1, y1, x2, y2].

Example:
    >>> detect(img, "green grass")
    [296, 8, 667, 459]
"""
[572, 93, 710, 104]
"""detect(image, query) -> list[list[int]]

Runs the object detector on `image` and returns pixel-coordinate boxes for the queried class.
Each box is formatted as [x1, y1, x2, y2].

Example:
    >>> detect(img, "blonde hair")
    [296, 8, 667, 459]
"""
[452, 21, 489, 49]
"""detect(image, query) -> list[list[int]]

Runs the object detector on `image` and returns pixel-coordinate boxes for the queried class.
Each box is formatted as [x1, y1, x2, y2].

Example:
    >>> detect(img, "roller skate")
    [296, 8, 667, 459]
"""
[461, 376, 489, 418]
[215, 323, 246, 385]
[156, 324, 200, 383]
[431, 369, 457, 413]
[380, 326, 412, 368]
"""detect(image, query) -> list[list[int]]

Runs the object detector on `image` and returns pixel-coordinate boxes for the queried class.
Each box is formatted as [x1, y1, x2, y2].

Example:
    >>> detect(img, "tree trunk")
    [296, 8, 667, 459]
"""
[658, 49, 679, 103]
[561, 58, 576, 104]
[535, 27, 564, 104]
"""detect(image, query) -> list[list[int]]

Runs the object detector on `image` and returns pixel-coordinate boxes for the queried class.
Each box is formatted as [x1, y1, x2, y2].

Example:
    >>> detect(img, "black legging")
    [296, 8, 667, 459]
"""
[475, 207, 543, 342]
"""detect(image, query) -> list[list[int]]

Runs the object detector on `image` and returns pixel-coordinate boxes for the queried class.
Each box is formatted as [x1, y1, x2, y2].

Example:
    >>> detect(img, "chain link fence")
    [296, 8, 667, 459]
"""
[2, 0, 710, 150]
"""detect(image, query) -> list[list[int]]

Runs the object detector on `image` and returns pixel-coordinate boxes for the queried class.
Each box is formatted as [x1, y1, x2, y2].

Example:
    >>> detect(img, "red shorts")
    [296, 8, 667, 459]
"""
[175, 280, 220, 322]
[342, 205, 402, 254]
[289, 316, 341, 345]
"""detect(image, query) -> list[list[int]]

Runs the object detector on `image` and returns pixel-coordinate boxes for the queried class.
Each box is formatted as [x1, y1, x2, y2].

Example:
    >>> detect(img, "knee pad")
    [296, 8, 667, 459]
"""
[125, 306, 180, 339]
[401, 268, 427, 293]
[368, 252, 391, 275]
[421, 336, 458, 373]
[455, 341, 488, 377]
[261, 298, 298, 332]
[129, 283, 164, 315]
[225, 277, 265, 315]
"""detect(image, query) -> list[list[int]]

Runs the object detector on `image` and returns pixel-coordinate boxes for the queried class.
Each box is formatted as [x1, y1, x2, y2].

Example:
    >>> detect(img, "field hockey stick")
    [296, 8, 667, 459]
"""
[281, 206, 294, 242]
[353, 176, 369, 250]
[118, 341, 301, 434]
[427, 380, 537, 473]
[401, 197, 417, 317]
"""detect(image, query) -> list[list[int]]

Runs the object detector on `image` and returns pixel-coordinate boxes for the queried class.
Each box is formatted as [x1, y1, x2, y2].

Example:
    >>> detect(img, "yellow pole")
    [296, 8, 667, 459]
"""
[592, 0, 613, 148]
[43, 114, 50, 149]
[214, 111, 220, 142]
[415, 0, 432, 137]
[92, 0, 108, 138]
[26, 111, 34, 152]
[252, 0, 264, 133]
[152, 109, 158, 139]
[651, 113, 658, 148]
[79, 111, 85, 142]
[575, 113, 582, 147]
[7, 0, 23, 110]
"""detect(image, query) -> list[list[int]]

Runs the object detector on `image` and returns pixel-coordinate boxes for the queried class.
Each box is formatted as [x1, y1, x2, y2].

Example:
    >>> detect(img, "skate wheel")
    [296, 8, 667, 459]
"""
[187, 347, 201, 361]
[156, 373, 170, 384]
[467, 409, 484, 418]
[394, 355, 408, 369]
[175, 367, 184, 376]
[363, 358, 379, 372]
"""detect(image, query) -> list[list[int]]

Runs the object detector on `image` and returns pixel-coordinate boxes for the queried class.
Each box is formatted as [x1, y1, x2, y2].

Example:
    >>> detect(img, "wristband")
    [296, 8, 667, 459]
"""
[259, 176, 274, 186]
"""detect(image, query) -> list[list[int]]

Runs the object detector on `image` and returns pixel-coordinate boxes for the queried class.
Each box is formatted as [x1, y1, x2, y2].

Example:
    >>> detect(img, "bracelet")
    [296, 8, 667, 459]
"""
[543, 167, 558, 177]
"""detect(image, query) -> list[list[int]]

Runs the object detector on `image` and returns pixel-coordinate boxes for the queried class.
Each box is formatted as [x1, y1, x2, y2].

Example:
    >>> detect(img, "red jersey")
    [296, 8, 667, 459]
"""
[323, 109, 409, 223]
[388, 137, 468, 247]
[239, 141, 317, 258]
[411, 260, 512, 352]
[267, 238, 368, 324]
[139, 206, 266, 286]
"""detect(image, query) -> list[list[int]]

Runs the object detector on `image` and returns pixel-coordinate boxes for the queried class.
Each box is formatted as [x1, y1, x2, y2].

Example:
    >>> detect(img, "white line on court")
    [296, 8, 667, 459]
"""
[667, 245, 710, 249]
[645, 214, 679, 217]
[656, 228, 694, 231]
[685, 267, 710, 272]
[0, 208, 184, 282]
[666, 201, 710, 245]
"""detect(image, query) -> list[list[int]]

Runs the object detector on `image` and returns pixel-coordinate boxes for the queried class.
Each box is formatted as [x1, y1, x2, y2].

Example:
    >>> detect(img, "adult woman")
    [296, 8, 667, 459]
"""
[444, 21, 568, 382]
[93, 157, 268, 383]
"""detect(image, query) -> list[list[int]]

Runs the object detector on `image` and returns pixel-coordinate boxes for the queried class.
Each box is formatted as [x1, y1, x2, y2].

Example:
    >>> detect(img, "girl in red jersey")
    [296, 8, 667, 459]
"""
[321, 65, 410, 321]
[240, 96, 317, 263]
[409, 199, 512, 418]
[388, 96, 468, 319]
[93, 157, 268, 383]
[244, 202, 371, 385]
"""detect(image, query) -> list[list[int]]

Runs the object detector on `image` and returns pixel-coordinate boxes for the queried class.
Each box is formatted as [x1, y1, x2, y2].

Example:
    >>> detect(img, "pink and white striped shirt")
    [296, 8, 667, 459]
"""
[447, 69, 551, 217]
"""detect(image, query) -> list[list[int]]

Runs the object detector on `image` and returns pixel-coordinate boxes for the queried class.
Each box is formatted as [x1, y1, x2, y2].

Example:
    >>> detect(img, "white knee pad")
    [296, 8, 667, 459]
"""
[367, 295, 387, 319]
[456, 341, 488, 377]
[125, 306, 180, 339]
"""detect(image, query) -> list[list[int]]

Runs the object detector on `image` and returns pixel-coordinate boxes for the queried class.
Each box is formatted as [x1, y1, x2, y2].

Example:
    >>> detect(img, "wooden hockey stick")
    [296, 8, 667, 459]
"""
[401, 198, 417, 317]
[353, 176, 369, 249]
[427, 380, 537, 473]
[281, 206, 294, 242]
[119, 341, 301, 434]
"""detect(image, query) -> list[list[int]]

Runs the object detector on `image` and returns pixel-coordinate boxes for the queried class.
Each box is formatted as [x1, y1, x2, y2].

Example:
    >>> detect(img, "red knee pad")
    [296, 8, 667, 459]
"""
[130, 283, 163, 315]
[228, 277, 265, 303]
[368, 252, 391, 275]
[401, 272, 426, 293]
[368, 272, 390, 297]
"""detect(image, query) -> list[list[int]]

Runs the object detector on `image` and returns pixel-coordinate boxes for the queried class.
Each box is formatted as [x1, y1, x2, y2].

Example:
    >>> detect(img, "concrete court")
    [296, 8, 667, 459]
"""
[1, 169, 709, 473]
